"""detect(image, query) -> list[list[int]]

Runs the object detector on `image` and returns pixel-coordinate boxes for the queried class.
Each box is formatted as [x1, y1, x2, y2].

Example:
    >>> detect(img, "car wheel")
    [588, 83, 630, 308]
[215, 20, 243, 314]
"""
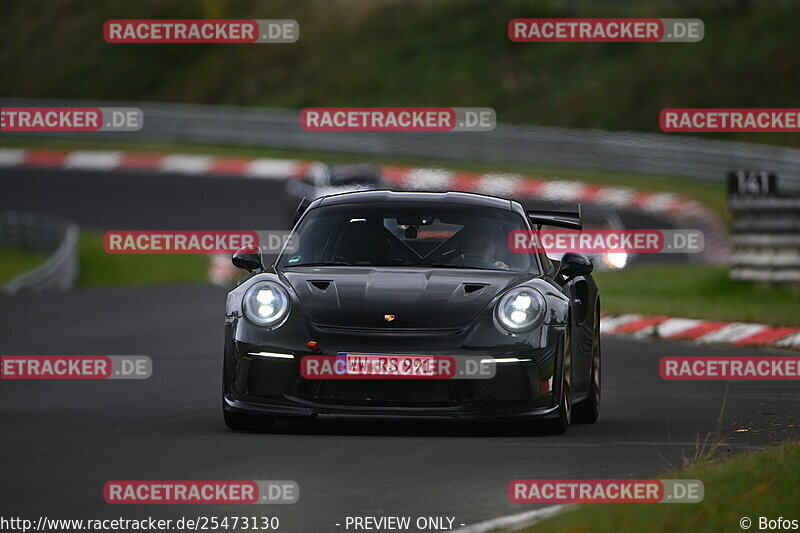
[544, 325, 573, 435]
[223, 409, 276, 432]
[574, 313, 601, 424]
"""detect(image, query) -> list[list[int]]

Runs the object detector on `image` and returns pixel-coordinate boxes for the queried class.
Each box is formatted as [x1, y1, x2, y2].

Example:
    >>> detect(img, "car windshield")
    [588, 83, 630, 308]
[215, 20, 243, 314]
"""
[278, 202, 536, 272]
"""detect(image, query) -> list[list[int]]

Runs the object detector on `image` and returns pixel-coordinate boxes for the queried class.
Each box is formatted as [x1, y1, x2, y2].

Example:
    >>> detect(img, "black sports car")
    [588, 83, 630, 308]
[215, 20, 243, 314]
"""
[223, 190, 601, 434]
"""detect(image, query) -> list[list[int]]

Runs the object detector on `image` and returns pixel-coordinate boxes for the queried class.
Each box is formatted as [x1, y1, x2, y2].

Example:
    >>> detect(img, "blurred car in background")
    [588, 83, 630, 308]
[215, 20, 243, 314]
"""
[285, 163, 387, 207]
[545, 206, 632, 271]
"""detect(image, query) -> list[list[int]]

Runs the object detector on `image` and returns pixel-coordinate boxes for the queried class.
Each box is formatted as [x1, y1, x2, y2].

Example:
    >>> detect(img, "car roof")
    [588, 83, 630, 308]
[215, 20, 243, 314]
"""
[315, 189, 518, 211]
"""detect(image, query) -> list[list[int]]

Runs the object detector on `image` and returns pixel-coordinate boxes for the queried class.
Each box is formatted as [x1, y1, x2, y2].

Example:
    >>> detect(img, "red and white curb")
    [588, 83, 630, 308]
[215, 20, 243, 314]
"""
[0, 148, 313, 178]
[601, 314, 800, 351]
[0, 147, 730, 280]
[0, 147, 723, 224]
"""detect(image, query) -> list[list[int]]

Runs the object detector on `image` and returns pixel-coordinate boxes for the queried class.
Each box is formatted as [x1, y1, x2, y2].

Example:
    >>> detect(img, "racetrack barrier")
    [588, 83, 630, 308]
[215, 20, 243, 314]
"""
[2, 97, 799, 191]
[728, 172, 800, 285]
[729, 196, 800, 284]
[0, 211, 79, 294]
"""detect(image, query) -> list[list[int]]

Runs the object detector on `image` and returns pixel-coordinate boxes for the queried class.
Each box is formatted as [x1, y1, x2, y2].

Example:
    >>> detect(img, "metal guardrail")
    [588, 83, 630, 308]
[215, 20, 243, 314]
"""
[729, 196, 800, 284]
[2, 97, 800, 191]
[1, 211, 79, 294]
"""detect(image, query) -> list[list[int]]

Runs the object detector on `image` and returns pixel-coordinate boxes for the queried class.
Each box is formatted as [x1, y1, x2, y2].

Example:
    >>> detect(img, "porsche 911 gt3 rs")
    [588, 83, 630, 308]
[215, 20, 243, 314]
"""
[223, 190, 601, 434]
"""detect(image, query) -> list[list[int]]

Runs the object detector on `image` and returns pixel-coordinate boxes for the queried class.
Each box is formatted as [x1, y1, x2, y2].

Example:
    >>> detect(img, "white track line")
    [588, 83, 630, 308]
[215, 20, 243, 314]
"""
[452, 504, 567, 533]
[594, 186, 636, 207]
[640, 192, 679, 213]
[775, 331, 800, 349]
[538, 181, 586, 202]
[0, 148, 27, 166]
[695, 323, 768, 344]
[599, 314, 642, 335]
[245, 158, 299, 179]
[476, 173, 522, 196]
[654, 318, 705, 339]
[64, 150, 122, 171]
[159, 154, 214, 174]
[402, 168, 454, 190]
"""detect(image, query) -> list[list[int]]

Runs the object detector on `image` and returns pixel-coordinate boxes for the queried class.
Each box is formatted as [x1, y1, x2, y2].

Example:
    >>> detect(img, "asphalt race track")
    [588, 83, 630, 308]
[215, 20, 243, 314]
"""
[0, 166, 684, 265]
[0, 166, 684, 234]
[2, 168, 797, 531]
[0, 168, 290, 230]
[2, 285, 798, 530]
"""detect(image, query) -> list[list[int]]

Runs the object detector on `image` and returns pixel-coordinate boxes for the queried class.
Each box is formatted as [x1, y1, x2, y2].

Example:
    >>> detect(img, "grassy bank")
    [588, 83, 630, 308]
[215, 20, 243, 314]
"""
[76, 232, 209, 286]
[595, 264, 800, 327]
[516, 441, 800, 533]
[1, 232, 215, 288]
[0, 248, 49, 285]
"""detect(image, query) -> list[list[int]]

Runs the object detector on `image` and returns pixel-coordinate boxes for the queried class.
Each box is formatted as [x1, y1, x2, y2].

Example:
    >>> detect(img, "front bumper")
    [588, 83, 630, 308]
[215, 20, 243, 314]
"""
[223, 317, 565, 421]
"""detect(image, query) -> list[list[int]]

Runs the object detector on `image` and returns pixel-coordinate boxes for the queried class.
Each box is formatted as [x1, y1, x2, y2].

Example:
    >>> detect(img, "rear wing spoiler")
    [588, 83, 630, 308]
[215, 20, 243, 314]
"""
[526, 205, 582, 230]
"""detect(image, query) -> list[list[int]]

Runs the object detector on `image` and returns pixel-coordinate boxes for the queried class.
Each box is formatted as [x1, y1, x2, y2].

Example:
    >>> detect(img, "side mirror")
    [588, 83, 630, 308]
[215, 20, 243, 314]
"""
[232, 245, 263, 272]
[557, 252, 593, 282]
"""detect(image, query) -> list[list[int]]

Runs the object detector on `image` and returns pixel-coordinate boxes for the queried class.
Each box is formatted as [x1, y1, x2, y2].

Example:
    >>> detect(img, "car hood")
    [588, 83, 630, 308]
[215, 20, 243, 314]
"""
[282, 267, 533, 329]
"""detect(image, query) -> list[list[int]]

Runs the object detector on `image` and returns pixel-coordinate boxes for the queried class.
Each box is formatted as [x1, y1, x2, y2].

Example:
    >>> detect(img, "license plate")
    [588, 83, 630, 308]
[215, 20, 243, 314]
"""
[343, 354, 436, 377]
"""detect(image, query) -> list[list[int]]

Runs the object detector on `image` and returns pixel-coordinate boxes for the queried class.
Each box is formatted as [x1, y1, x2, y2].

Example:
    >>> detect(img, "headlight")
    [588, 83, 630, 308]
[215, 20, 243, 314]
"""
[602, 251, 628, 269]
[496, 287, 546, 333]
[243, 281, 290, 327]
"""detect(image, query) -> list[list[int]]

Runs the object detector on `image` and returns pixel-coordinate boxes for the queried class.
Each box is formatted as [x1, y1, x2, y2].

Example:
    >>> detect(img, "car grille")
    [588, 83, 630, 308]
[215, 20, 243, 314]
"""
[296, 379, 477, 407]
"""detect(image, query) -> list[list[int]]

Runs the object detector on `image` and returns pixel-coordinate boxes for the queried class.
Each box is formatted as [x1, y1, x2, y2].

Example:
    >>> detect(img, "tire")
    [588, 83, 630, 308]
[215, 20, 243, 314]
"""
[223, 409, 276, 432]
[573, 313, 601, 424]
[544, 325, 573, 435]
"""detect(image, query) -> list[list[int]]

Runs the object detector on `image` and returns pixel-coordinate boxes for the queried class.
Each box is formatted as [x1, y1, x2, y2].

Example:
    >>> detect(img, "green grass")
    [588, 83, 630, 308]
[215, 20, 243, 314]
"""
[0, 231, 233, 288]
[595, 265, 800, 327]
[514, 441, 800, 533]
[0, 247, 49, 284]
[77, 232, 209, 286]
[0, 137, 728, 222]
